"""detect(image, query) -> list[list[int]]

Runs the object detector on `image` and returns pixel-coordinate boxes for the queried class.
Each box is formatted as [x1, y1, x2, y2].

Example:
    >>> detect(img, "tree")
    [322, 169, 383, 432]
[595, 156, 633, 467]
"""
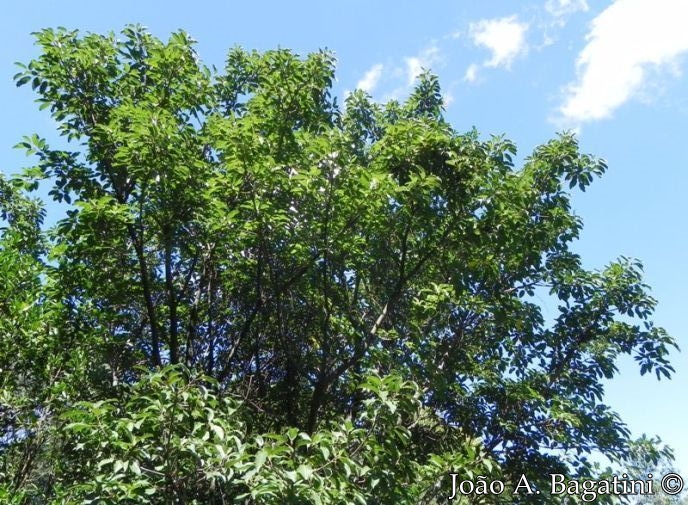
[618, 435, 685, 505]
[0, 25, 678, 503]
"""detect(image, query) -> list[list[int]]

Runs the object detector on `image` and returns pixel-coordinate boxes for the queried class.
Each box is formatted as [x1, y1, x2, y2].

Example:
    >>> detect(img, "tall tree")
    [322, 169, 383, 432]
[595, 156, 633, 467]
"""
[621, 436, 685, 505]
[1, 25, 678, 503]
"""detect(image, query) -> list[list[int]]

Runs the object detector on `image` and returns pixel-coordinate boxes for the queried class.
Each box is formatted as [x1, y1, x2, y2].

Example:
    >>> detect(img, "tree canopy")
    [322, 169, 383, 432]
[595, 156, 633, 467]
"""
[0, 26, 678, 504]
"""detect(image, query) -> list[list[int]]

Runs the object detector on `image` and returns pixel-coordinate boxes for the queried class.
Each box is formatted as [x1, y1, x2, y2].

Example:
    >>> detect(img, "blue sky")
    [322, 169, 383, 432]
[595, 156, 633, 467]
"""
[2, 0, 687, 478]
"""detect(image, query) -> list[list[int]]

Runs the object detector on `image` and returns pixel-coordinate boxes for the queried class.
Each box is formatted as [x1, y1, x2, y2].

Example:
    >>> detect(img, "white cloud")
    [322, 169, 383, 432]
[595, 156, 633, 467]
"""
[356, 64, 384, 94]
[469, 16, 529, 69]
[559, 0, 688, 124]
[540, 0, 588, 48]
[545, 0, 589, 19]
[405, 57, 424, 86]
[464, 63, 479, 83]
[405, 45, 441, 85]
[539, 0, 588, 47]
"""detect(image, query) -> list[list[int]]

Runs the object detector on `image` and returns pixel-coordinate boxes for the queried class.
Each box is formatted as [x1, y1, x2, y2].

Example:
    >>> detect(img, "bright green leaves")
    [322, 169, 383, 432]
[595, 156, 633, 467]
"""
[58, 366, 249, 503]
[405, 72, 444, 119]
[54, 366, 494, 504]
[528, 131, 607, 192]
[0, 172, 46, 254]
[216, 47, 337, 162]
[0, 179, 68, 502]
[16, 26, 212, 139]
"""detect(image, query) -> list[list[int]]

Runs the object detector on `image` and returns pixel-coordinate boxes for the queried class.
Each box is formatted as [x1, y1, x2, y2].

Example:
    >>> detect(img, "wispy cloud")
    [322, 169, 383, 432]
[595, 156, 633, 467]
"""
[469, 16, 529, 69]
[405, 45, 442, 85]
[355, 45, 444, 102]
[356, 64, 384, 94]
[541, 0, 588, 45]
[545, 0, 589, 20]
[558, 0, 688, 125]
[464, 63, 479, 83]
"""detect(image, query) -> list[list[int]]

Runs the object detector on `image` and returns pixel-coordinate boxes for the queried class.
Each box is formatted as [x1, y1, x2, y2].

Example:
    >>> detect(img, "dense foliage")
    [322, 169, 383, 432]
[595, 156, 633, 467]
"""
[0, 26, 677, 503]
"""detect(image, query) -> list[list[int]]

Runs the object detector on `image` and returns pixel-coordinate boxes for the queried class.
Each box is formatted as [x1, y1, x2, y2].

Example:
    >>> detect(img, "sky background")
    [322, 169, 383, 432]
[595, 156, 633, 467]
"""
[2, 0, 687, 479]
